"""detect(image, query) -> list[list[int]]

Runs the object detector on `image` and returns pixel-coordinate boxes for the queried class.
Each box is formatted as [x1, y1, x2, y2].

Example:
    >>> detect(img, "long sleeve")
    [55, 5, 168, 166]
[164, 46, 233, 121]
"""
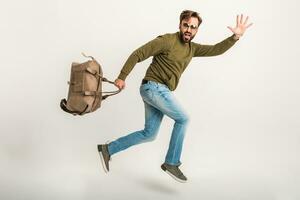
[193, 34, 238, 57]
[117, 35, 168, 81]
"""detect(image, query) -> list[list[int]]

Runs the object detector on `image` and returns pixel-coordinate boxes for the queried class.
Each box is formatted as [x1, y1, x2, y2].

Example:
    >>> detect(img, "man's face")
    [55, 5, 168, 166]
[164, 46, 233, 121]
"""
[179, 17, 199, 43]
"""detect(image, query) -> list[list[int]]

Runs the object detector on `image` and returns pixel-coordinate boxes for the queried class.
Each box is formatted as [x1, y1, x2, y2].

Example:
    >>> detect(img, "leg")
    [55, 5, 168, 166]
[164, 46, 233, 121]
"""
[108, 100, 164, 156]
[141, 82, 189, 166]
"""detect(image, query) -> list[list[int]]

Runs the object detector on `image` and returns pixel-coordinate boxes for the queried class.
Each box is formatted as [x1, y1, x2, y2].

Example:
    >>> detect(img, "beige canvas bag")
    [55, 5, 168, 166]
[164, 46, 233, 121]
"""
[60, 53, 121, 115]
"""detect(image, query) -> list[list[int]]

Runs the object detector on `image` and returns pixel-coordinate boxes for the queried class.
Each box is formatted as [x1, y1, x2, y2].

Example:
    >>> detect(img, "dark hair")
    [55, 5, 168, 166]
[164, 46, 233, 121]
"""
[180, 10, 202, 26]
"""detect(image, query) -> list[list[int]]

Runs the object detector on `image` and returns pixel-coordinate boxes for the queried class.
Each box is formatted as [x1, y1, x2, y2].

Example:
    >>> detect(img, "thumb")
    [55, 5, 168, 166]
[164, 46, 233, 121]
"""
[227, 26, 234, 33]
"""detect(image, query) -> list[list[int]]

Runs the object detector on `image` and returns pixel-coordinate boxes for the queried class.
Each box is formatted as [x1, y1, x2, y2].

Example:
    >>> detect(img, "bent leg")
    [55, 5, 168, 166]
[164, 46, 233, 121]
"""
[108, 101, 163, 155]
[142, 82, 189, 166]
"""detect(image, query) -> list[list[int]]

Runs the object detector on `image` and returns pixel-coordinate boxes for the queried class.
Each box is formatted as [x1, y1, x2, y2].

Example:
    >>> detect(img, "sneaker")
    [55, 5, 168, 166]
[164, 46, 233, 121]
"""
[97, 144, 111, 173]
[161, 163, 187, 183]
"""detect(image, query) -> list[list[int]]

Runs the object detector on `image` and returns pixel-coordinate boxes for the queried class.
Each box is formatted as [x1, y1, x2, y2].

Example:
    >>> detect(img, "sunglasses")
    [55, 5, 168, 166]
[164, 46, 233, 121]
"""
[182, 23, 198, 30]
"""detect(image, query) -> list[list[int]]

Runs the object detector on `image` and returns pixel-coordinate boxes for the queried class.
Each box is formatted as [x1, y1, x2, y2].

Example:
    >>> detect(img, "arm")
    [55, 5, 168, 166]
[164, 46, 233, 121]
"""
[193, 34, 238, 57]
[117, 35, 167, 81]
[114, 35, 167, 89]
[194, 14, 253, 57]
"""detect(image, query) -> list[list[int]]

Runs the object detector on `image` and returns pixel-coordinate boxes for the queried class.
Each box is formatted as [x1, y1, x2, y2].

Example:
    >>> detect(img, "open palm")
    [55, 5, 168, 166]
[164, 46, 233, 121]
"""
[227, 14, 253, 38]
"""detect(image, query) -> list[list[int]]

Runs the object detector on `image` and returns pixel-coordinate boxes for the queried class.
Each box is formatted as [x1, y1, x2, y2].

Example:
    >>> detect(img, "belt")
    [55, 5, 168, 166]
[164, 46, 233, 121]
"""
[141, 79, 149, 85]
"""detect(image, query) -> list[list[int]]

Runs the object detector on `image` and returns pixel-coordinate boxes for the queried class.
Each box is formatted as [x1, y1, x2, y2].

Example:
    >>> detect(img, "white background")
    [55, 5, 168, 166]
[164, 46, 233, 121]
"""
[1, 0, 299, 199]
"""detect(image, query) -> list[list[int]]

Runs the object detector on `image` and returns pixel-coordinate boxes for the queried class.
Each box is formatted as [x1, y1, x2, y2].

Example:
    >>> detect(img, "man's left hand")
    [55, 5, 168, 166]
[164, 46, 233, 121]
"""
[227, 14, 253, 40]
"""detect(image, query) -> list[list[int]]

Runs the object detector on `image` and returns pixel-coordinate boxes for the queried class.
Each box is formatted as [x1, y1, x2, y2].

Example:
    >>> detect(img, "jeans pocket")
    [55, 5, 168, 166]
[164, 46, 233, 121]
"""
[140, 84, 153, 100]
[158, 90, 171, 101]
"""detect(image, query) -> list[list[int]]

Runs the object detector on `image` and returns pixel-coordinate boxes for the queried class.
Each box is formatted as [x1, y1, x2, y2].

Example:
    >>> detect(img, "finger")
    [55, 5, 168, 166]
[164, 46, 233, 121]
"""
[227, 26, 234, 33]
[243, 16, 249, 25]
[119, 83, 124, 89]
[246, 23, 253, 29]
[240, 14, 243, 24]
[236, 15, 239, 27]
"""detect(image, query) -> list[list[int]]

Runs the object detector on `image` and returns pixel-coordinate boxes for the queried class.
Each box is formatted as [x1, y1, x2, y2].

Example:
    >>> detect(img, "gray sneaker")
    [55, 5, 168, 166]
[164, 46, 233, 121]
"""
[161, 163, 187, 183]
[97, 144, 111, 173]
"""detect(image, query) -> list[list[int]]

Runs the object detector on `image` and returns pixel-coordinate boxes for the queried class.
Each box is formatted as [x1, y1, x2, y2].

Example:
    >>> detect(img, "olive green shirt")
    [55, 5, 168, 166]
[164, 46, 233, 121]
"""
[118, 32, 238, 91]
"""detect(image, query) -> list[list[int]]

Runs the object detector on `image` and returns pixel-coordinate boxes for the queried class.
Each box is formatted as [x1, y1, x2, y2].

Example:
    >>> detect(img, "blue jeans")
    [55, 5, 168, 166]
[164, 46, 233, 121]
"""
[107, 80, 189, 166]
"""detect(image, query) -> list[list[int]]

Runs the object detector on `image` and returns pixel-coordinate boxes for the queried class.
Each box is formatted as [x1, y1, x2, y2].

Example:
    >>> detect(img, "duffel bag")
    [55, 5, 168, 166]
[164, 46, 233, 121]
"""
[60, 53, 121, 115]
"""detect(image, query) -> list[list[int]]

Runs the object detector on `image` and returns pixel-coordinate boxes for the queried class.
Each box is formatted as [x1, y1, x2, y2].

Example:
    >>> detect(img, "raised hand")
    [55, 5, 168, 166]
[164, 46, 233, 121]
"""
[227, 14, 253, 39]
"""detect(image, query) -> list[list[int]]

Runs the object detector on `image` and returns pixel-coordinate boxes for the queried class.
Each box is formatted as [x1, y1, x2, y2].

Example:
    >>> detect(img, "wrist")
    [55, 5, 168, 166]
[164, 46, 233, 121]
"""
[117, 72, 127, 81]
[233, 34, 242, 40]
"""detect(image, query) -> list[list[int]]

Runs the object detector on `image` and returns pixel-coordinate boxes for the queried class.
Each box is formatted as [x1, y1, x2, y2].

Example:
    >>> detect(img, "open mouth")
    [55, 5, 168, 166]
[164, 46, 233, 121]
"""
[184, 32, 191, 39]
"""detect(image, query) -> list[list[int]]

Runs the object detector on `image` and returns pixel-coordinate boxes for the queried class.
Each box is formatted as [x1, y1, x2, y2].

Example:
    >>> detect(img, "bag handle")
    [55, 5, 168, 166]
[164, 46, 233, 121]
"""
[102, 77, 121, 94]
[81, 52, 122, 99]
[81, 52, 95, 60]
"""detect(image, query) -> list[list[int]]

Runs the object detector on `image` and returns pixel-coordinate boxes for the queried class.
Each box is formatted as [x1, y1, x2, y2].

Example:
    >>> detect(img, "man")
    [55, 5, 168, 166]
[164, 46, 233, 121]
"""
[98, 10, 253, 183]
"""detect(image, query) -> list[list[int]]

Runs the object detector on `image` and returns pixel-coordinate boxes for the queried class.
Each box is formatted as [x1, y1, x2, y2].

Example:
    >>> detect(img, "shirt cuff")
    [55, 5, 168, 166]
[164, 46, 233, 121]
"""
[117, 72, 127, 81]
[230, 34, 240, 42]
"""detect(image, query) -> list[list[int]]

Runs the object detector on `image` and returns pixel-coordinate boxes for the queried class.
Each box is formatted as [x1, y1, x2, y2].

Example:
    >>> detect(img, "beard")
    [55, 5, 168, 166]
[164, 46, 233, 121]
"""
[180, 31, 195, 43]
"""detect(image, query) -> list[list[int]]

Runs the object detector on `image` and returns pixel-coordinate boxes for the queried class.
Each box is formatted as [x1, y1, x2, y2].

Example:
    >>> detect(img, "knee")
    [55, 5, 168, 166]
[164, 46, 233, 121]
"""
[175, 113, 190, 124]
[142, 128, 158, 142]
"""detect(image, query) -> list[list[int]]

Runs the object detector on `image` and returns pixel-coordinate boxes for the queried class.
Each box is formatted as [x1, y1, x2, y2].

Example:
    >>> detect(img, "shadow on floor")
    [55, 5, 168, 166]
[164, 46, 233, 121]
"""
[136, 178, 180, 195]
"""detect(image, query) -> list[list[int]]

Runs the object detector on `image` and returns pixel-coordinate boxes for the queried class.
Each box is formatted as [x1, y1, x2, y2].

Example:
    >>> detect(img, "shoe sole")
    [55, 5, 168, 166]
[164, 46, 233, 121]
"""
[161, 165, 187, 183]
[98, 147, 108, 173]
